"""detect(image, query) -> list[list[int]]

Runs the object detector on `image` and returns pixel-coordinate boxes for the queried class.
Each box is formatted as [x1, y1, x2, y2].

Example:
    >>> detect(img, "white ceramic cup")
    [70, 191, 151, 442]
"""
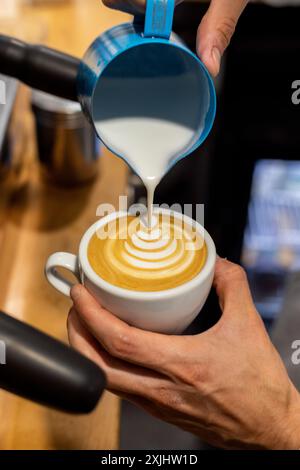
[45, 209, 216, 334]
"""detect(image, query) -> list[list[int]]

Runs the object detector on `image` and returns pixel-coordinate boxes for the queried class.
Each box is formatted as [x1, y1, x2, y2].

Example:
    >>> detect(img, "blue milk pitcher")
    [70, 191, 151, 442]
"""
[77, 0, 216, 171]
[0, 0, 216, 173]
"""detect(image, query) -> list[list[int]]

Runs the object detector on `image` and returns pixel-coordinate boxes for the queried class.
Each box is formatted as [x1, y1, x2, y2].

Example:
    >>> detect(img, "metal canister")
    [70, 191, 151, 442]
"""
[0, 74, 18, 180]
[31, 91, 101, 186]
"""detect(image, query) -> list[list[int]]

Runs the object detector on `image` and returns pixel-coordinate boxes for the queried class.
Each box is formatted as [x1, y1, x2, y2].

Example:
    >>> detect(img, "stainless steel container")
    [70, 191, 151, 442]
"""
[31, 91, 101, 186]
[0, 74, 18, 179]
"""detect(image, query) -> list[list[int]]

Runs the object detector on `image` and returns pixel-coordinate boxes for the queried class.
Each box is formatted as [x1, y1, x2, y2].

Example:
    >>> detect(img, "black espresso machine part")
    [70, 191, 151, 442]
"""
[0, 35, 80, 102]
[0, 311, 106, 413]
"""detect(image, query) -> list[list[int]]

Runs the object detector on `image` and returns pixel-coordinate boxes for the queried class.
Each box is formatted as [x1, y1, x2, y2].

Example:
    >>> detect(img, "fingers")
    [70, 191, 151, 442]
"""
[67, 308, 169, 398]
[67, 307, 102, 363]
[70, 284, 180, 376]
[197, 0, 248, 76]
[213, 258, 258, 319]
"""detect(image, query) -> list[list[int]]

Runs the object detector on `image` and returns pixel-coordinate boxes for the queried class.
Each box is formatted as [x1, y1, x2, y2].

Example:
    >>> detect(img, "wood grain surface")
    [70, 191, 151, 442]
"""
[0, 0, 129, 450]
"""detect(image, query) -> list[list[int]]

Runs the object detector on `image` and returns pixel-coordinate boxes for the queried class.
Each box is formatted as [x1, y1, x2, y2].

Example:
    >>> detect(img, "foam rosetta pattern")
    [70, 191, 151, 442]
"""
[88, 215, 207, 292]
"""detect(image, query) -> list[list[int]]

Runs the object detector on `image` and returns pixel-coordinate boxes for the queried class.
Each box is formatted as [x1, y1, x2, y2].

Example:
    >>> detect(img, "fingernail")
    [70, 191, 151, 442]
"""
[211, 47, 221, 72]
[70, 284, 81, 301]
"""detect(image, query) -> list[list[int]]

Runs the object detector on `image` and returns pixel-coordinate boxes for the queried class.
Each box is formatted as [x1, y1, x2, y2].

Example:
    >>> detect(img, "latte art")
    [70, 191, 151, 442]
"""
[88, 215, 207, 292]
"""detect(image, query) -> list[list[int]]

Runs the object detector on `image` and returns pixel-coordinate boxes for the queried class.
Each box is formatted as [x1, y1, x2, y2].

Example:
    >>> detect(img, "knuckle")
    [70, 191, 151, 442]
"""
[199, 11, 209, 30]
[190, 363, 211, 386]
[226, 263, 247, 282]
[178, 362, 210, 387]
[216, 16, 236, 49]
[109, 329, 135, 358]
[156, 385, 184, 409]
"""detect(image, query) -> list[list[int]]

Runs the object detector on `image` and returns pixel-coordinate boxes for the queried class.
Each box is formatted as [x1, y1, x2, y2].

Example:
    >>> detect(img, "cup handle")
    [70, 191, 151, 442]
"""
[144, 0, 175, 39]
[45, 252, 80, 297]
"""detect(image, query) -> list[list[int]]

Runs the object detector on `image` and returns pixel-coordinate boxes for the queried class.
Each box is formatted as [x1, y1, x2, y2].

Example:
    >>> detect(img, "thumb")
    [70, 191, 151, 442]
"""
[197, 0, 248, 76]
[213, 258, 257, 319]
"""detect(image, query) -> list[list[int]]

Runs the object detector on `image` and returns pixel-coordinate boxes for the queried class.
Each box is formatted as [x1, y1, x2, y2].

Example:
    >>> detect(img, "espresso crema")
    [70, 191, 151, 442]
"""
[88, 214, 207, 292]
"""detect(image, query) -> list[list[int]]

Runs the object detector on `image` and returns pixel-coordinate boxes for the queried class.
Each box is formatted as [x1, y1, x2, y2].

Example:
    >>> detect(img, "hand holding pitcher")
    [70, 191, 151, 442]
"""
[102, 0, 249, 76]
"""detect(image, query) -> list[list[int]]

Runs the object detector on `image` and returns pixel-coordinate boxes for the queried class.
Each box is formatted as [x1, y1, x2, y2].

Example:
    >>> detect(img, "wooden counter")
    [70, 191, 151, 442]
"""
[0, 0, 129, 450]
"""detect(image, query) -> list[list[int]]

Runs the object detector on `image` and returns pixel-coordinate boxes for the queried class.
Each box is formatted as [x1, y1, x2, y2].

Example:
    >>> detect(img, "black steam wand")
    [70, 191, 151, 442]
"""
[0, 34, 80, 101]
[0, 311, 106, 413]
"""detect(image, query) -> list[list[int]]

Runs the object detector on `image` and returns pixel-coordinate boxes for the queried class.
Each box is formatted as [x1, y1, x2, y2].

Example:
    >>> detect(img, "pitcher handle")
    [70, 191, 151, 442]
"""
[144, 0, 175, 39]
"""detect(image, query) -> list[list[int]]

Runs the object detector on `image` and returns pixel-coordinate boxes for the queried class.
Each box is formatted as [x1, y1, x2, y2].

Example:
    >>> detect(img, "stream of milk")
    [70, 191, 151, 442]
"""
[95, 117, 196, 227]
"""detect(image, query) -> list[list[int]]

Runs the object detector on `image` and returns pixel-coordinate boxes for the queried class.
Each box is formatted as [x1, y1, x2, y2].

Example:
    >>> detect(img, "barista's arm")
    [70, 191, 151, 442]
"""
[101, 0, 248, 76]
[68, 258, 300, 449]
